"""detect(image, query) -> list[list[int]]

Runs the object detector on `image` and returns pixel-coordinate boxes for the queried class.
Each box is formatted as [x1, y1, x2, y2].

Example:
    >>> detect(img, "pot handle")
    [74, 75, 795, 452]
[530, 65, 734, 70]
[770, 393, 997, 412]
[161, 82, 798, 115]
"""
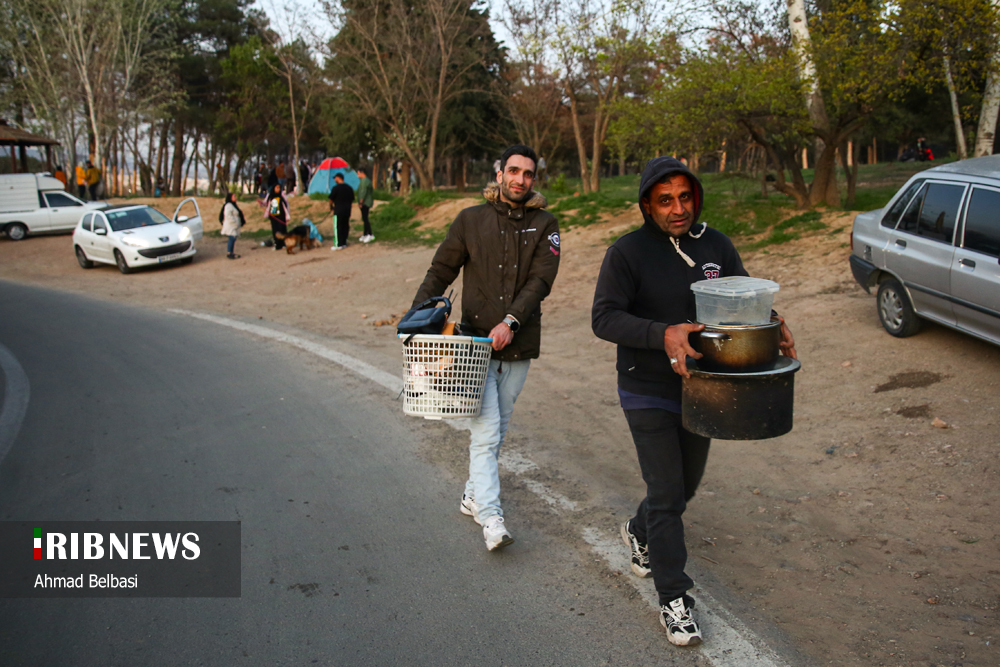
[700, 331, 731, 341]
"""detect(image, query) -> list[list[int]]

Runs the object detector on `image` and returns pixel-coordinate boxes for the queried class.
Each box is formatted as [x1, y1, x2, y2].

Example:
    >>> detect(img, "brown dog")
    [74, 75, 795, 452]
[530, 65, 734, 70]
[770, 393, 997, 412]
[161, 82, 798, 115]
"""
[275, 225, 316, 254]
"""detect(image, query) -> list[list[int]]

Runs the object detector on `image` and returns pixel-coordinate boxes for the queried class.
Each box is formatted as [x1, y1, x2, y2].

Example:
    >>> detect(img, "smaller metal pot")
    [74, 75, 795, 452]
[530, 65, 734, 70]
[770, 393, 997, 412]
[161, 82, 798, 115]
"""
[691, 319, 781, 373]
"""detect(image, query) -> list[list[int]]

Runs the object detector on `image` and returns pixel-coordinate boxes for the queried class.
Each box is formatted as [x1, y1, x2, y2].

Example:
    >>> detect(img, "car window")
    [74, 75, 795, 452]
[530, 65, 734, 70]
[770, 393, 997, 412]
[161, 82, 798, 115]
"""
[897, 183, 926, 233]
[44, 192, 82, 207]
[963, 188, 1000, 258]
[93, 215, 107, 234]
[105, 207, 171, 231]
[882, 179, 924, 228]
[915, 183, 964, 243]
[897, 182, 964, 244]
[81, 213, 93, 232]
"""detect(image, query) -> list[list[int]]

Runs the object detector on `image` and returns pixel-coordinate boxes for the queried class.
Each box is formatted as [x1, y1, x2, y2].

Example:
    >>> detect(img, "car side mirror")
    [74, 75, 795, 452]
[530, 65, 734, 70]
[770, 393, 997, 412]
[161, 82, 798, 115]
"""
[95, 228, 107, 236]
[176, 215, 189, 223]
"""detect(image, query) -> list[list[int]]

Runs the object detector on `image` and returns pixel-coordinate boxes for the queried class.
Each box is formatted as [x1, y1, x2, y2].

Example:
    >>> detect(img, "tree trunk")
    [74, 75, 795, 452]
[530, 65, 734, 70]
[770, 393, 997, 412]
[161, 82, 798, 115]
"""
[401, 161, 411, 197]
[809, 142, 840, 207]
[566, 85, 590, 194]
[839, 138, 859, 209]
[171, 120, 185, 196]
[184, 132, 200, 196]
[943, 54, 968, 160]
[455, 156, 465, 193]
[155, 121, 168, 185]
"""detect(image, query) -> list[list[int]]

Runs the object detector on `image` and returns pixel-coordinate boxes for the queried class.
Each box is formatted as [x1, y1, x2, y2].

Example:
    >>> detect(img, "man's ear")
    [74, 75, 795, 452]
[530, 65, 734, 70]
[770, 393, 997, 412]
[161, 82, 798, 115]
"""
[640, 197, 650, 215]
[496, 167, 503, 184]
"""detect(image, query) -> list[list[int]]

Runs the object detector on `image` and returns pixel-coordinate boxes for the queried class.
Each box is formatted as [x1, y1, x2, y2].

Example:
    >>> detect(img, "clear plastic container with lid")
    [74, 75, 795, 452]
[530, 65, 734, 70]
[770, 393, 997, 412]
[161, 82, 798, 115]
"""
[690, 276, 780, 325]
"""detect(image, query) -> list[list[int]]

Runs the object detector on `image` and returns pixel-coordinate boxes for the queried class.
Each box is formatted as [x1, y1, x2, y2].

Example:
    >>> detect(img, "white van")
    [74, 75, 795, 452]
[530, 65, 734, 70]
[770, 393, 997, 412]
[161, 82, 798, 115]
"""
[0, 173, 108, 241]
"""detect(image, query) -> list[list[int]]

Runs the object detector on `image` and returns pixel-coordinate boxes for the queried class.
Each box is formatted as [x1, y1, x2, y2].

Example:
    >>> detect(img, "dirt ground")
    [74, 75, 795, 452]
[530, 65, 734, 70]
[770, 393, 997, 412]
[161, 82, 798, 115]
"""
[2, 194, 998, 666]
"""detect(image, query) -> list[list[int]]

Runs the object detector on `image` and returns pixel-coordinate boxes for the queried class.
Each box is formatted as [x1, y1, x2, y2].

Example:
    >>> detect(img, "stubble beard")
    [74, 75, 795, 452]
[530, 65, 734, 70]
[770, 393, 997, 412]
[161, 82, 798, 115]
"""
[501, 177, 530, 205]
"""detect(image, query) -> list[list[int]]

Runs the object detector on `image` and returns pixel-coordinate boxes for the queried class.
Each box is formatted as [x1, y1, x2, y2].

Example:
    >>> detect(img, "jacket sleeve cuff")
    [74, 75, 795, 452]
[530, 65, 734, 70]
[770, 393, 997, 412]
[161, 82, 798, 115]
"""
[647, 322, 668, 350]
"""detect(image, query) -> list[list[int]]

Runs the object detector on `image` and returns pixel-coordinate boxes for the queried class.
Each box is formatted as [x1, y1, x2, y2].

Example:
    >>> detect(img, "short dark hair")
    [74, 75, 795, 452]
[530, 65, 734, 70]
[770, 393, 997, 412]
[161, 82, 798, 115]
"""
[500, 145, 538, 173]
[357, 166, 367, 176]
[334, 173, 344, 181]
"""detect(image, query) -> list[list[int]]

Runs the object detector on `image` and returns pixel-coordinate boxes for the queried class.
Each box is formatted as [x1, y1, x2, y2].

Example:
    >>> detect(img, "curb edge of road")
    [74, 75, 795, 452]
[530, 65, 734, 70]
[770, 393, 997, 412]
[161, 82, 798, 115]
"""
[167, 308, 799, 667]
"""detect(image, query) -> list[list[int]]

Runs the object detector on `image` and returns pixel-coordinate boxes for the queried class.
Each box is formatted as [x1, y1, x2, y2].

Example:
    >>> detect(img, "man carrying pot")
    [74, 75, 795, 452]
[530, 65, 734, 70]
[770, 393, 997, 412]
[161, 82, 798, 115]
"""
[591, 157, 795, 647]
[410, 144, 560, 552]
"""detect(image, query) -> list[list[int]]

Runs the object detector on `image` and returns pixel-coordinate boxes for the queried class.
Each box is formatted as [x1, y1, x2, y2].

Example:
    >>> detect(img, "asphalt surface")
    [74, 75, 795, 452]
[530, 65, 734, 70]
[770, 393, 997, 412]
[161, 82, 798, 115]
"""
[0, 280, 700, 666]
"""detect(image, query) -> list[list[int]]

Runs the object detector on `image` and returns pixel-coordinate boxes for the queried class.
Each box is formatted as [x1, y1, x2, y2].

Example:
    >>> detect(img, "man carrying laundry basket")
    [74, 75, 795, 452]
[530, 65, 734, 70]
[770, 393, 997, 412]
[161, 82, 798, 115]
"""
[409, 145, 560, 551]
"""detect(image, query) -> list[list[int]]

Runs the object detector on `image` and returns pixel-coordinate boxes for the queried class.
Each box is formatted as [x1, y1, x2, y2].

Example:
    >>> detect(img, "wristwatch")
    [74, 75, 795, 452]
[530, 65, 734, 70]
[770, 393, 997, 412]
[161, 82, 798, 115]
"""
[502, 315, 520, 333]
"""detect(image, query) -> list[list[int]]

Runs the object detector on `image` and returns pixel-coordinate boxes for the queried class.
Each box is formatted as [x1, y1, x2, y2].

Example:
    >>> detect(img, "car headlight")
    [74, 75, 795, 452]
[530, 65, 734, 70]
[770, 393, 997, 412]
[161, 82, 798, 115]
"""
[178, 226, 191, 241]
[121, 236, 149, 248]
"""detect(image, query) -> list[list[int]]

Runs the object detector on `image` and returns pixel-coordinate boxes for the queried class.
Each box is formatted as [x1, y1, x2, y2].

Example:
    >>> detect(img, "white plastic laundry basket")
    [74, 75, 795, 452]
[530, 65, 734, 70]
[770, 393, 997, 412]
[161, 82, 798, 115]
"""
[399, 334, 493, 419]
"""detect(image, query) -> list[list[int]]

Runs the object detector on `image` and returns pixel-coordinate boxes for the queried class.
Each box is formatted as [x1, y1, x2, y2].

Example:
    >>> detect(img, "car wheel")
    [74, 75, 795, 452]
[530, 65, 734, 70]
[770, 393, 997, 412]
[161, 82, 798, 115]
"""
[877, 278, 921, 337]
[6, 222, 27, 241]
[114, 249, 132, 275]
[75, 246, 94, 269]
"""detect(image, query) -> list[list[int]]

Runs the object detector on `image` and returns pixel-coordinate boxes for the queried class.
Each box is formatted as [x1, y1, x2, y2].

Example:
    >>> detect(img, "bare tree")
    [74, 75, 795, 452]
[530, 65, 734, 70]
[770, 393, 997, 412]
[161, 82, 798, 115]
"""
[555, 0, 661, 192]
[260, 2, 325, 196]
[323, 0, 495, 190]
[974, 0, 1000, 156]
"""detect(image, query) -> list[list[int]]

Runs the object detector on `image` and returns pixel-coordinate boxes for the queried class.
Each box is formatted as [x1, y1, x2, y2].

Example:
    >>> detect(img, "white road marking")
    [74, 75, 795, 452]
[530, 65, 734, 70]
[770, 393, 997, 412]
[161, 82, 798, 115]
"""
[0, 342, 31, 467]
[582, 528, 788, 667]
[169, 309, 787, 667]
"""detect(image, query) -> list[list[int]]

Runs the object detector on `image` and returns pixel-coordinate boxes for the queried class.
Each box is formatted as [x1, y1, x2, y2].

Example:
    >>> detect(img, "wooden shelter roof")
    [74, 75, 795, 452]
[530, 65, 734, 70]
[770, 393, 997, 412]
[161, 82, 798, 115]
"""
[0, 119, 60, 147]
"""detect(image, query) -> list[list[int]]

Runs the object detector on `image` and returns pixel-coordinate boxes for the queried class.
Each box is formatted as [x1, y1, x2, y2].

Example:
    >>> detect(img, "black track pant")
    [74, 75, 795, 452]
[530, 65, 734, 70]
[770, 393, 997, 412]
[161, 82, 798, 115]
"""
[335, 212, 350, 247]
[624, 408, 710, 605]
[270, 217, 286, 249]
[360, 205, 371, 237]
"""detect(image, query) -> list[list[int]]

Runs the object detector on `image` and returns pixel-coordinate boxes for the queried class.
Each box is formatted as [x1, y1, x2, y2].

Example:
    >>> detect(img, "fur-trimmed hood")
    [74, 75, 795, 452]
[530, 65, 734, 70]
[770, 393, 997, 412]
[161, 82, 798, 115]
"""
[483, 182, 548, 210]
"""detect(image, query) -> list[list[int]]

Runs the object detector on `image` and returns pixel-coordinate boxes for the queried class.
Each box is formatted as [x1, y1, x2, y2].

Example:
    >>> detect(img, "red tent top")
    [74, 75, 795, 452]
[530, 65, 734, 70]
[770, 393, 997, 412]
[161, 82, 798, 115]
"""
[317, 157, 349, 170]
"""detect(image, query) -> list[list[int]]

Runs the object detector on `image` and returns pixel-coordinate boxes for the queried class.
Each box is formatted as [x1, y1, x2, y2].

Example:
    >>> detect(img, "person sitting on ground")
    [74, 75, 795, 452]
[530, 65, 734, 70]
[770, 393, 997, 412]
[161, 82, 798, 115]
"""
[266, 184, 290, 251]
[220, 192, 246, 259]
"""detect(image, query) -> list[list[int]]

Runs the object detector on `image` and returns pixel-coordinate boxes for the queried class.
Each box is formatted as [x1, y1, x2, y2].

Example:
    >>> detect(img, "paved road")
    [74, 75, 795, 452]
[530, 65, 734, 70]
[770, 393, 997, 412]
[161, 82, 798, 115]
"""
[0, 281, 704, 666]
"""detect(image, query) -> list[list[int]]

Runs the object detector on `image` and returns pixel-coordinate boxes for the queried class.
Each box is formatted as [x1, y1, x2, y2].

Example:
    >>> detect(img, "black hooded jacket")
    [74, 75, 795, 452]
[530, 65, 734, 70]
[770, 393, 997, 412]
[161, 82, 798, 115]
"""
[591, 157, 748, 401]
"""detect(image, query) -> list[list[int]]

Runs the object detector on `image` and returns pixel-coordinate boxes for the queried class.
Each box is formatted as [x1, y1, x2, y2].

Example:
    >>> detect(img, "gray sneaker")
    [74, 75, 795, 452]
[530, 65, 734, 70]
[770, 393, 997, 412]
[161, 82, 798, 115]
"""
[460, 493, 481, 525]
[660, 597, 702, 646]
[621, 520, 652, 578]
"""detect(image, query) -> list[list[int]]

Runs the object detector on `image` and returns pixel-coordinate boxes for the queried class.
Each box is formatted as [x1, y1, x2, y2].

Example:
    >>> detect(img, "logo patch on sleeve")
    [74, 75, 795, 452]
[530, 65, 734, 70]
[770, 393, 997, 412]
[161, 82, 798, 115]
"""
[548, 232, 560, 248]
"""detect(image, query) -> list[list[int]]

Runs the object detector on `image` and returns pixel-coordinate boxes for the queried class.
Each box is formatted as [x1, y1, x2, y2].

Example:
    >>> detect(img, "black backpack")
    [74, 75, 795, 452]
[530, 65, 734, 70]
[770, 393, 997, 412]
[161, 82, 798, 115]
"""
[397, 295, 452, 338]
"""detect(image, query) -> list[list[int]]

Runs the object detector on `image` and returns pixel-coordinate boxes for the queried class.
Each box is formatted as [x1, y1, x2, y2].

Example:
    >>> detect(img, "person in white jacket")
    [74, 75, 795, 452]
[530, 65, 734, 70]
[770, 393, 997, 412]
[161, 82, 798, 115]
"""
[220, 192, 246, 259]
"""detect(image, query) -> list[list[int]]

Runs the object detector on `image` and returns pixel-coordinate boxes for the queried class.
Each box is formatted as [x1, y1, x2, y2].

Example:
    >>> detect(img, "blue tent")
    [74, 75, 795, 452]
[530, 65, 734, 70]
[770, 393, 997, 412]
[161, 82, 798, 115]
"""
[307, 157, 360, 195]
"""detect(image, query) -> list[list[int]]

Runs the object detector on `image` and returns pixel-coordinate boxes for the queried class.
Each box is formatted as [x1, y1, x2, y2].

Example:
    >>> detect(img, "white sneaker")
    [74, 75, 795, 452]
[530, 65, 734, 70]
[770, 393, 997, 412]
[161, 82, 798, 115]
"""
[620, 520, 652, 578]
[331, 244, 346, 251]
[482, 516, 514, 551]
[660, 597, 702, 646]
[361, 234, 375, 243]
[460, 494, 481, 525]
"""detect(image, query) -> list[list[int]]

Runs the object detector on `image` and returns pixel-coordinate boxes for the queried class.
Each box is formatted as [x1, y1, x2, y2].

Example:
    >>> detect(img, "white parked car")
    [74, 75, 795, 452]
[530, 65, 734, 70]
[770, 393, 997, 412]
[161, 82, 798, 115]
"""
[1, 173, 108, 240]
[72, 199, 203, 274]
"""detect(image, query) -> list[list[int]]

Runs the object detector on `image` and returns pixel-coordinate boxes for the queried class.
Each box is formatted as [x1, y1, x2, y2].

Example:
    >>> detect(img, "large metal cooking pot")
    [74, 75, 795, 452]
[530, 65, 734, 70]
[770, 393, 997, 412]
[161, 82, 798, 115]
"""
[691, 319, 781, 373]
[682, 356, 801, 440]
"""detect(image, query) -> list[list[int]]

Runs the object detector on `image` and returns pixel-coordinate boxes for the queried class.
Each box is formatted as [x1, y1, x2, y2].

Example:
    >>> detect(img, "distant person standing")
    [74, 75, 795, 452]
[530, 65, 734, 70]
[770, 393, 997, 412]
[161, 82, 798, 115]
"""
[328, 173, 354, 251]
[299, 160, 311, 191]
[267, 163, 278, 193]
[75, 164, 87, 199]
[86, 161, 102, 201]
[356, 167, 375, 243]
[536, 156, 547, 187]
[276, 161, 287, 191]
[266, 183, 290, 251]
[53, 165, 67, 189]
[220, 192, 246, 259]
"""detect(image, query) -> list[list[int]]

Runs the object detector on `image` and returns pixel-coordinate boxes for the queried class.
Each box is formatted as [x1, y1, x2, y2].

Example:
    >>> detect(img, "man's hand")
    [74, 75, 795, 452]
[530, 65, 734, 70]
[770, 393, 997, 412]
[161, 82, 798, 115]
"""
[777, 317, 797, 360]
[488, 322, 514, 351]
[664, 323, 704, 378]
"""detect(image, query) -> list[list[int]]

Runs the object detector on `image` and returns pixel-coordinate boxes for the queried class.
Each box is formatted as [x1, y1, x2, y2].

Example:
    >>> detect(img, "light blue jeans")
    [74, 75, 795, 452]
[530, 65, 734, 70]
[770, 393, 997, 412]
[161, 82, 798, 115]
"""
[465, 358, 531, 523]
